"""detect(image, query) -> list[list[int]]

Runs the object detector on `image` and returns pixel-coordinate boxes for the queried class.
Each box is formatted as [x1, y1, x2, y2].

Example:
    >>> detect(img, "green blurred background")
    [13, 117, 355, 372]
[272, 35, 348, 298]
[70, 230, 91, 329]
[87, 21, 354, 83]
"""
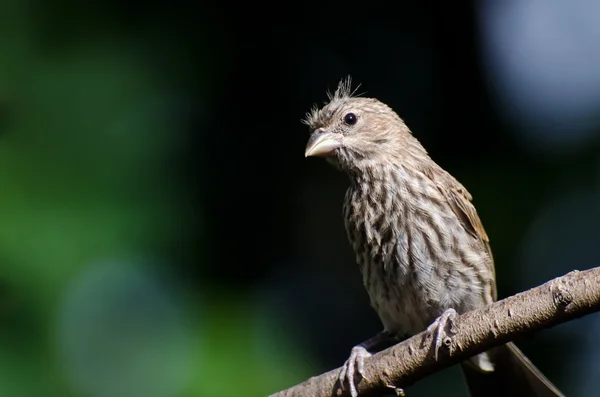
[1, 1, 599, 396]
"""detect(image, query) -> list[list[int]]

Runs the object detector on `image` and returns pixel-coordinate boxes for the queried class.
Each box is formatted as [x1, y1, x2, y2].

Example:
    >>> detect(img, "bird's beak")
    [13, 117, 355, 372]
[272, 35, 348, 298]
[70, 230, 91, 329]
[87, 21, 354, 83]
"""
[305, 131, 343, 157]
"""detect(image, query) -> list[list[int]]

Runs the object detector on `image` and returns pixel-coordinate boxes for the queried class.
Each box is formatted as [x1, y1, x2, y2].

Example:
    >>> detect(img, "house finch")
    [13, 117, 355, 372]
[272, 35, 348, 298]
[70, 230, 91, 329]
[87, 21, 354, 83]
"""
[303, 78, 564, 397]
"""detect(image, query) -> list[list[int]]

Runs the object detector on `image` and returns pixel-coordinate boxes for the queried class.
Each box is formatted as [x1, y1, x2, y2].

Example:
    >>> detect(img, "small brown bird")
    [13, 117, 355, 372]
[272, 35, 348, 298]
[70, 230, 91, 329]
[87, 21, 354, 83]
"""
[303, 77, 564, 397]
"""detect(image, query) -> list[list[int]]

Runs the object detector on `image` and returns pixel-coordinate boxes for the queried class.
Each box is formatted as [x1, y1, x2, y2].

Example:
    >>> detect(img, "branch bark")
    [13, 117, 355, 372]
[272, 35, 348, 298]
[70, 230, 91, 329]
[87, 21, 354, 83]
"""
[270, 267, 600, 397]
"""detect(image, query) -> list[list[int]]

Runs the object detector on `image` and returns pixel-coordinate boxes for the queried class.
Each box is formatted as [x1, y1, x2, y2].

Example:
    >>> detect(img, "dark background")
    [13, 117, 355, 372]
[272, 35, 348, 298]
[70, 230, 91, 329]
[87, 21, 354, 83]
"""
[1, 1, 599, 396]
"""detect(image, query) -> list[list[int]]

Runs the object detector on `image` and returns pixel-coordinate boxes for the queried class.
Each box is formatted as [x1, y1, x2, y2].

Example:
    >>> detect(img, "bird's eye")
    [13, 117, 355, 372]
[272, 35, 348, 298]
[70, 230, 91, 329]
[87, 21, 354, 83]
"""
[344, 113, 357, 125]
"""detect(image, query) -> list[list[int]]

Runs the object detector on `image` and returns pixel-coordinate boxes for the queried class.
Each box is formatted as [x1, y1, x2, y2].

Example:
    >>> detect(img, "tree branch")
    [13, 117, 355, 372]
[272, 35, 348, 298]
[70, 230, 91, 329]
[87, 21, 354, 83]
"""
[270, 268, 600, 397]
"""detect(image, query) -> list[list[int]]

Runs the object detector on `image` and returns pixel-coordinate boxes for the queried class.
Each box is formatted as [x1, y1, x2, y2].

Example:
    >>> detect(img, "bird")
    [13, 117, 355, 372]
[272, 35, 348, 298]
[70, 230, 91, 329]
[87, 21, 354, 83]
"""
[302, 77, 564, 397]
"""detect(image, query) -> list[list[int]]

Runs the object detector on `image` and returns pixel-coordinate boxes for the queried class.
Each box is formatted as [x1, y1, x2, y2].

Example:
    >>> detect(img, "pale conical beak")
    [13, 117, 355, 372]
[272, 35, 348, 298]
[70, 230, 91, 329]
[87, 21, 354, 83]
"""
[304, 132, 343, 157]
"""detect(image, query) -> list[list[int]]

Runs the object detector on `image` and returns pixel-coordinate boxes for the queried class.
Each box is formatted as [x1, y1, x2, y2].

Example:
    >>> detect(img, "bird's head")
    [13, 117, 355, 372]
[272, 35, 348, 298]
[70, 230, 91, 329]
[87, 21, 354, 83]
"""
[303, 77, 421, 173]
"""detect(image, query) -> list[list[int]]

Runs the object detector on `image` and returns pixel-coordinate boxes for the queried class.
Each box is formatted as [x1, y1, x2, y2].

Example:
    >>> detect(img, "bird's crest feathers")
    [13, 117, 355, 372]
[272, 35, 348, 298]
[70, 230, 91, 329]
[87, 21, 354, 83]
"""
[302, 76, 363, 128]
[326, 75, 361, 102]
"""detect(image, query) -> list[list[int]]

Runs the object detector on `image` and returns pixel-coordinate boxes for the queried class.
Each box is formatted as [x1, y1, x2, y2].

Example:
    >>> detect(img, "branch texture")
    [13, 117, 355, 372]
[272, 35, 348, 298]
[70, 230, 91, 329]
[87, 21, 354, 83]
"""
[270, 267, 600, 397]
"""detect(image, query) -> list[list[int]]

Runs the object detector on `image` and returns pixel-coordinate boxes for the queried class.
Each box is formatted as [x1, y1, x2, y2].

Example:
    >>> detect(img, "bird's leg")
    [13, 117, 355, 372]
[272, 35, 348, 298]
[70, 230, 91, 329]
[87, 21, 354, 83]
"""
[339, 330, 396, 397]
[426, 308, 457, 360]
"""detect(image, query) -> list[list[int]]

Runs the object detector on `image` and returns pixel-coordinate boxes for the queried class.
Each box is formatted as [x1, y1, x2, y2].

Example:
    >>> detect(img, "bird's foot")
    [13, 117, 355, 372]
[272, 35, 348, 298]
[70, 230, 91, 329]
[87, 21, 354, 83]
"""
[426, 308, 457, 360]
[339, 345, 371, 397]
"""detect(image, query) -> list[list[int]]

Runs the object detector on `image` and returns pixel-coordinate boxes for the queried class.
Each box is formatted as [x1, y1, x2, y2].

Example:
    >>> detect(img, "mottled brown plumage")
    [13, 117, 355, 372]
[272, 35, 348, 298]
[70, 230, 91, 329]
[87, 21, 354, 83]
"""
[303, 77, 564, 397]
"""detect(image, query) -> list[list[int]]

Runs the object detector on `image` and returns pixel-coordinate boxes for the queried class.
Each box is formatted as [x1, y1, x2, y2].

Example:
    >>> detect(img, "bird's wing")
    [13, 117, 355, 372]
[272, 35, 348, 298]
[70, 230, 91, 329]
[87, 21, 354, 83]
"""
[429, 168, 497, 300]
[441, 178, 488, 243]
[426, 168, 488, 241]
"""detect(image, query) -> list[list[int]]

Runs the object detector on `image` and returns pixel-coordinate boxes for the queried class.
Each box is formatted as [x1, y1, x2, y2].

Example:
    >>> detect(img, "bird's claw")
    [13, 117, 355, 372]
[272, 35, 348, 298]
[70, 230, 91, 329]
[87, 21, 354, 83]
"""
[426, 308, 457, 360]
[339, 345, 371, 397]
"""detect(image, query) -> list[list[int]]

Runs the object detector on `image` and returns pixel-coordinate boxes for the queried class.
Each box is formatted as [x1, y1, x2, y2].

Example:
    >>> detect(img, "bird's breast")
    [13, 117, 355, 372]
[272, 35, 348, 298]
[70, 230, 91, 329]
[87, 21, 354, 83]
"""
[343, 184, 423, 333]
[343, 181, 493, 336]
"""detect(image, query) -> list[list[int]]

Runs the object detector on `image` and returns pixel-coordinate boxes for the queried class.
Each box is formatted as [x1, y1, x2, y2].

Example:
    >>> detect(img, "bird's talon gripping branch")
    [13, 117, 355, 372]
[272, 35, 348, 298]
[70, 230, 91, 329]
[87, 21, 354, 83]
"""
[426, 308, 457, 360]
[385, 383, 405, 397]
[339, 345, 371, 397]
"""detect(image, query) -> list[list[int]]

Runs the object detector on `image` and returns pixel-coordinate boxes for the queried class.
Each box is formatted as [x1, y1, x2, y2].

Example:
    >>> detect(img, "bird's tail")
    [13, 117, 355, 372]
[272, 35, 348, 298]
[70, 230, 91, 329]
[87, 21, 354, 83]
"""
[460, 342, 564, 397]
